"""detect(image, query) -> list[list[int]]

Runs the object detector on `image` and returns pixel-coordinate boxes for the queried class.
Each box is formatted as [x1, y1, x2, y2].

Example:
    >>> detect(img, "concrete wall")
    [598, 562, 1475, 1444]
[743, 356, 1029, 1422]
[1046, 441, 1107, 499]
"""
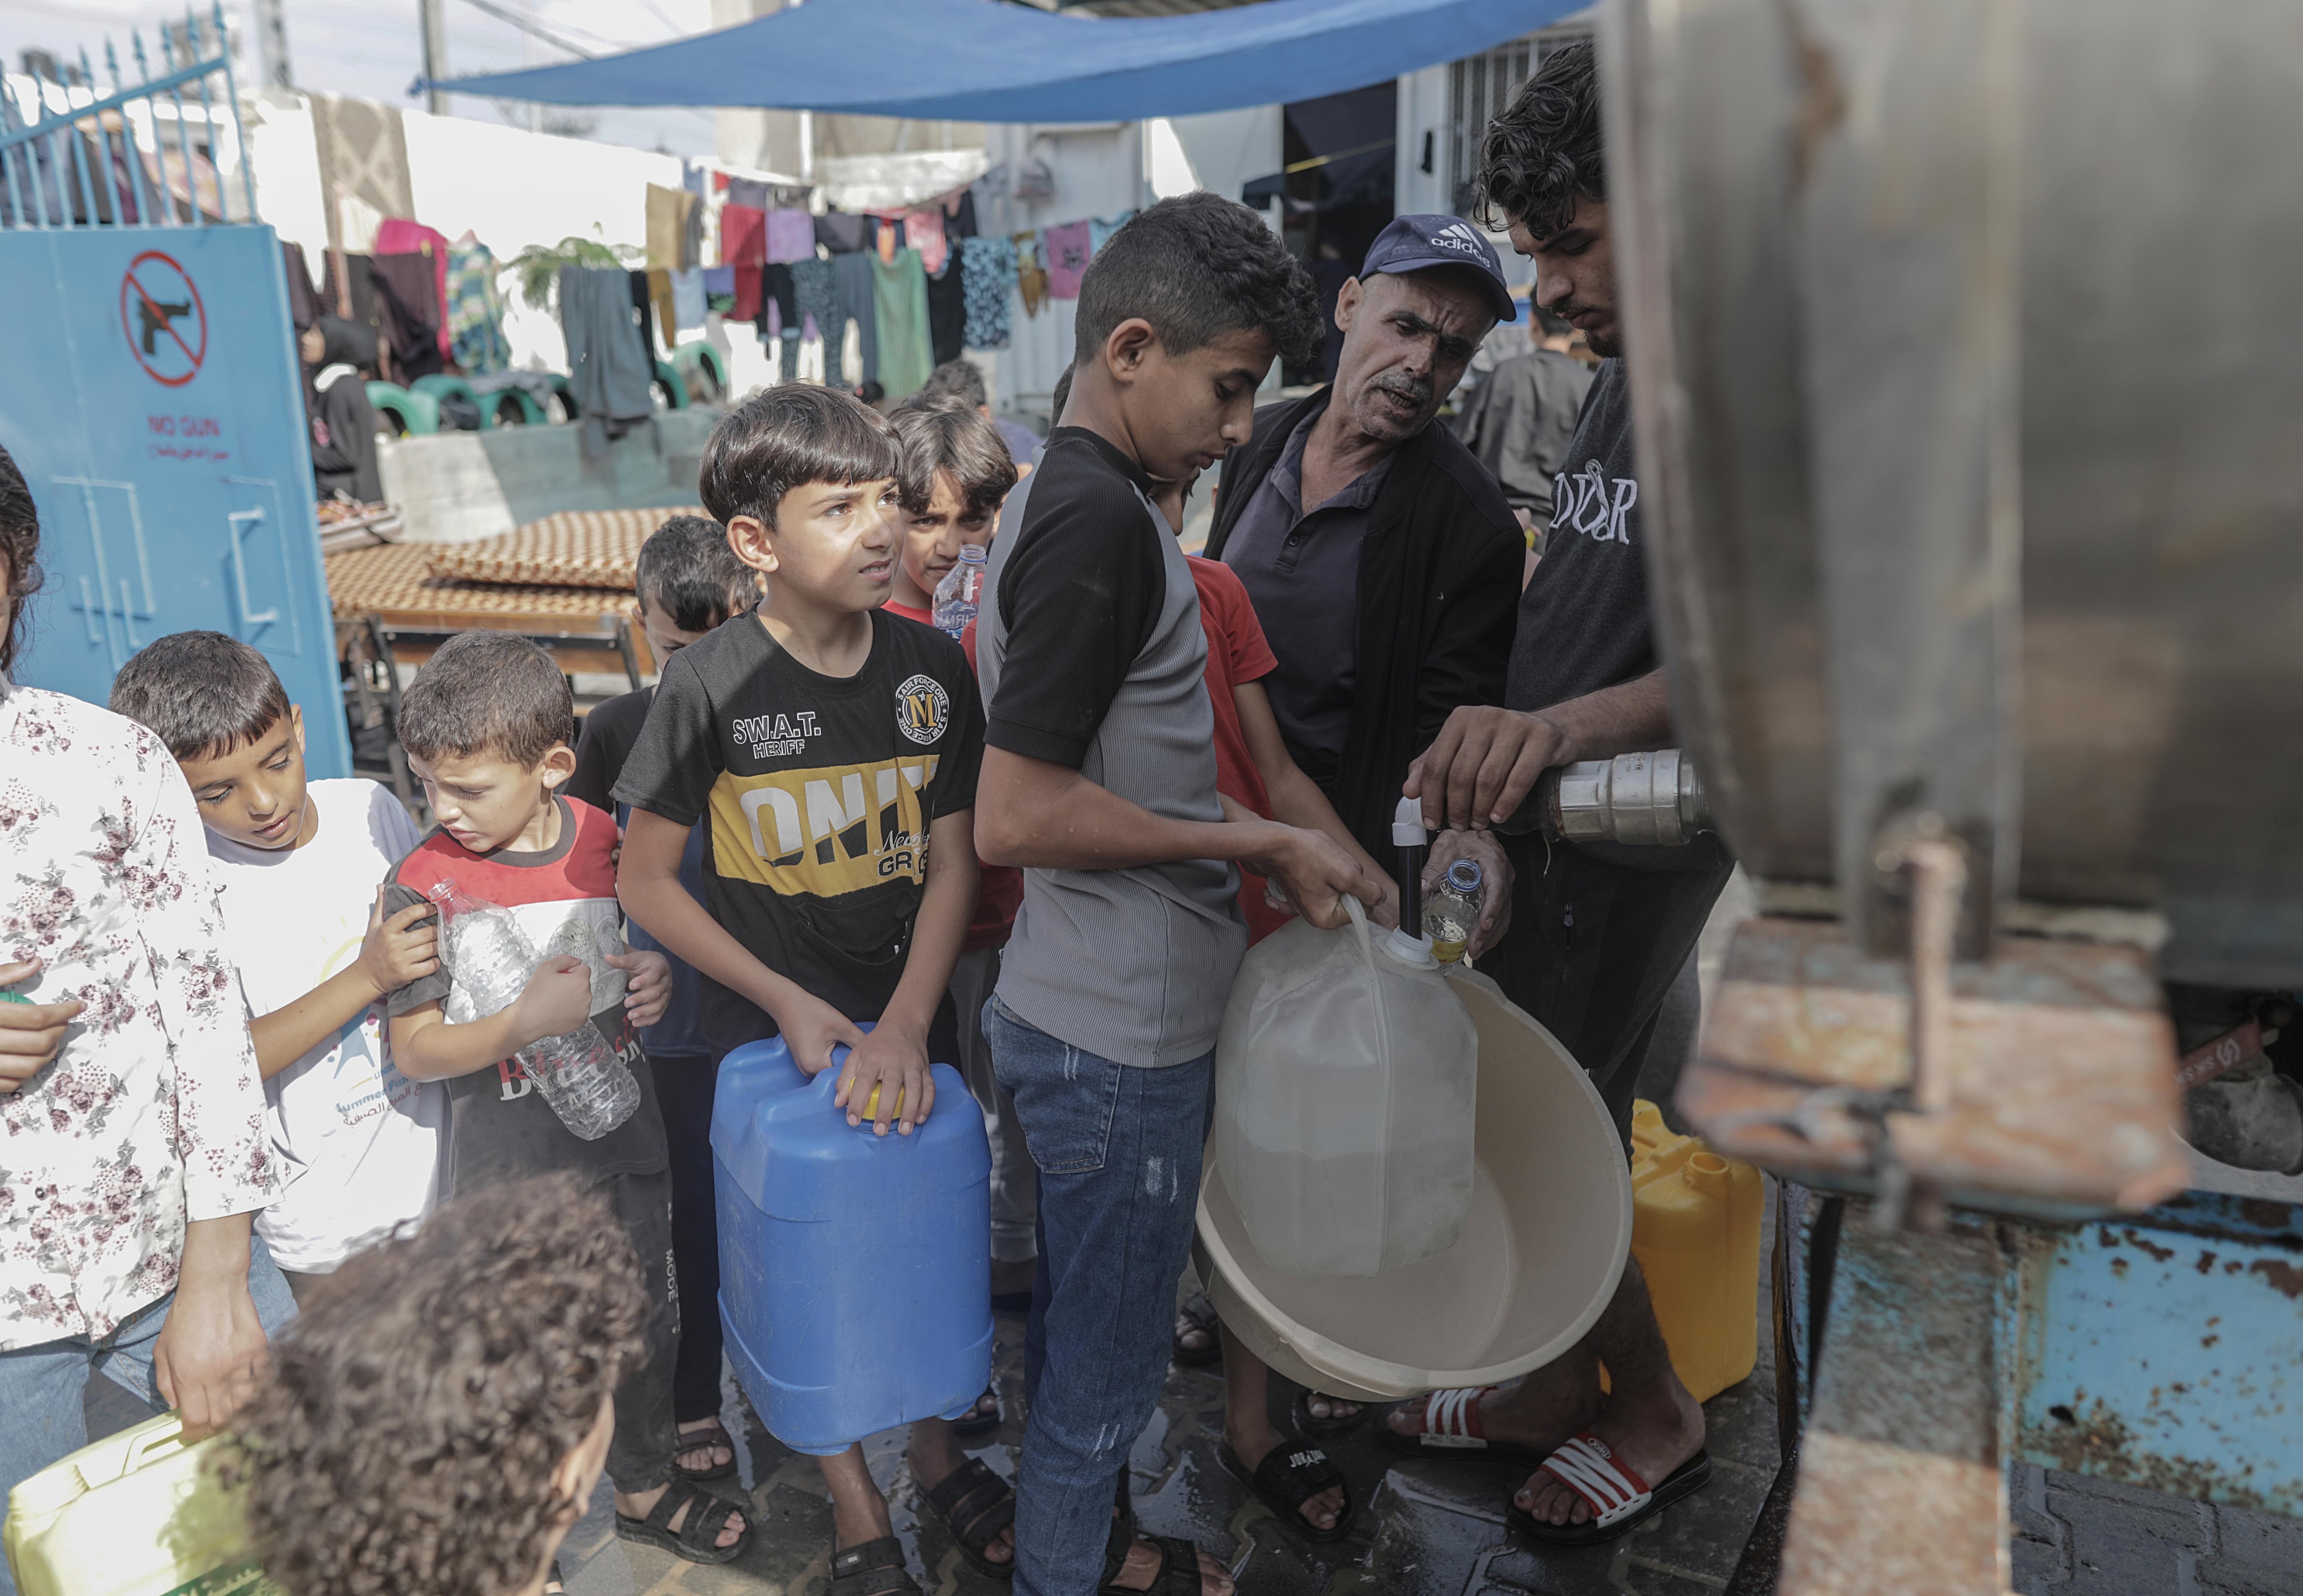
[379, 409, 720, 544]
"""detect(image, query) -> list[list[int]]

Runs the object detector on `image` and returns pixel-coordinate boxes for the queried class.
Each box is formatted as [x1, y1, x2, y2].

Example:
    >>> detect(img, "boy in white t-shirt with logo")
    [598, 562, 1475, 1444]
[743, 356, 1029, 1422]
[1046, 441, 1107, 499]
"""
[111, 631, 444, 1298]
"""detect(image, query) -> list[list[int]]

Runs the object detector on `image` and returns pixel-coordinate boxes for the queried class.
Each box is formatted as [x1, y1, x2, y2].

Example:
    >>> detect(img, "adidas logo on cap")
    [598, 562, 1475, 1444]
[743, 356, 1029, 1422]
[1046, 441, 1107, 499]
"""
[1428, 220, 1487, 257]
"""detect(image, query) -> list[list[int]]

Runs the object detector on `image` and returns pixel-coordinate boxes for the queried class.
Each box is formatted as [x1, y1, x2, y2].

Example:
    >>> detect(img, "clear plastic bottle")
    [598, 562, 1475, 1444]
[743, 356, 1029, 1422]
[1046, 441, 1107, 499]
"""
[931, 544, 988, 638]
[1422, 858, 1485, 965]
[426, 881, 640, 1141]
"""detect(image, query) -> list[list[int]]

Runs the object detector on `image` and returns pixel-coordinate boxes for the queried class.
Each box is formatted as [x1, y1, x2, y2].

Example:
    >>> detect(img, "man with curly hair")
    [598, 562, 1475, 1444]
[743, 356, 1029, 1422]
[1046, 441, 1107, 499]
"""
[221, 1173, 647, 1596]
[1388, 38, 1728, 1546]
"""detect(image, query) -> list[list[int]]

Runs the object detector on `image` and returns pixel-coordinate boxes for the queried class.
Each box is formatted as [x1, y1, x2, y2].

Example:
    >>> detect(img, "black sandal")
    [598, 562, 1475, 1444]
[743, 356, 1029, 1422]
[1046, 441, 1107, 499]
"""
[920, 1454, 1017, 1579]
[1099, 1531, 1216, 1595]
[613, 1479, 751, 1566]
[1171, 1292, 1222, 1368]
[673, 1416, 737, 1480]
[1219, 1440, 1354, 1543]
[1289, 1389, 1368, 1438]
[950, 1382, 1003, 1437]
[831, 1535, 921, 1595]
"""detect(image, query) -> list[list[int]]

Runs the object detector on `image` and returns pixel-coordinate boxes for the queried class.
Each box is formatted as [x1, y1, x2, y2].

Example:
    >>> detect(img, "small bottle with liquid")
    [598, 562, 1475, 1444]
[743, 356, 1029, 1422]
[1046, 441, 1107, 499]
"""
[1422, 858, 1485, 965]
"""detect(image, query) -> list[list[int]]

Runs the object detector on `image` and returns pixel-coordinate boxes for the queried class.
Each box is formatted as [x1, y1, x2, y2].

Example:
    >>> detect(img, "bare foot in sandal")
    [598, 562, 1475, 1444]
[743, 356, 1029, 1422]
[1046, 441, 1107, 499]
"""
[1218, 1327, 1346, 1536]
[911, 1416, 1015, 1569]
[1107, 1529, 1233, 1594]
[614, 1481, 748, 1556]
[675, 1417, 735, 1478]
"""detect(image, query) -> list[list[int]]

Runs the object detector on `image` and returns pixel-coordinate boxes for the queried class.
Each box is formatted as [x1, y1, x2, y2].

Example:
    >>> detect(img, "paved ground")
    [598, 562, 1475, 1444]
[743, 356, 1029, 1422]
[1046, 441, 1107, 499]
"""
[75, 1275, 2302, 1595]
[2012, 1467, 2303, 1596]
[555, 1284, 1786, 1596]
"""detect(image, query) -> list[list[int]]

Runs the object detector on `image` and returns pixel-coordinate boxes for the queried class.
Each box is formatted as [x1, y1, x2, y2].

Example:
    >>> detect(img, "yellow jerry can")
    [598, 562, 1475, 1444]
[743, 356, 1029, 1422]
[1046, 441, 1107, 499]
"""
[1629, 1099, 1765, 1402]
[4, 1411, 276, 1596]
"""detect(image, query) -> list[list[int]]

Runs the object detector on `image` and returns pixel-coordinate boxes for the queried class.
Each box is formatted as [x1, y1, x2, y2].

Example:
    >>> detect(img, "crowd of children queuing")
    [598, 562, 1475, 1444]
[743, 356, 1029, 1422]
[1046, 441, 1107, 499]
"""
[0, 187, 1466, 1596]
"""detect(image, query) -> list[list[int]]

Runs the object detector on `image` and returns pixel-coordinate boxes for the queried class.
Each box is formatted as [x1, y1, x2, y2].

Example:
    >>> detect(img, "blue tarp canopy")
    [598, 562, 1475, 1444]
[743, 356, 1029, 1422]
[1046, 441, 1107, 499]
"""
[429, 0, 1578, 122]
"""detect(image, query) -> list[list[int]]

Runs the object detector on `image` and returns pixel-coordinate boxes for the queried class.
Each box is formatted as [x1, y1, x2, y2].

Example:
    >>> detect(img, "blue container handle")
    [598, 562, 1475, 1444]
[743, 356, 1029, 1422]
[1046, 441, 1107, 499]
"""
[815, 1022, 922, 1129]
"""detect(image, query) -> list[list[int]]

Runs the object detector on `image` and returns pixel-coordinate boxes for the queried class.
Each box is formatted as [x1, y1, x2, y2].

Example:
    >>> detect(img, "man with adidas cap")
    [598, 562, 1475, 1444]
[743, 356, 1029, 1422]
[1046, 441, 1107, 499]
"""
[1384, 38, 1727, 1546]
[1204, 212, 1525, 869]
[1192, 212, 1527, 1540]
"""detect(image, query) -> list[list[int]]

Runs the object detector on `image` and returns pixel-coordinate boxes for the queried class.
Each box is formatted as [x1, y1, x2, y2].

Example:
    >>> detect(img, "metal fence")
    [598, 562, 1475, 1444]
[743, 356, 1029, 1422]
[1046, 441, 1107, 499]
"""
[1444, 18, 1593, 215]
[0, 4, 254, 231]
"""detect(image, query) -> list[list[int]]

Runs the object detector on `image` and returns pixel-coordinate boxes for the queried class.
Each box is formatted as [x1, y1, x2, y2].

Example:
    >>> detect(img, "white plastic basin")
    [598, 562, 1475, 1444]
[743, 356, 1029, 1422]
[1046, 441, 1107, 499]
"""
[1195, 965, 1632, 1402]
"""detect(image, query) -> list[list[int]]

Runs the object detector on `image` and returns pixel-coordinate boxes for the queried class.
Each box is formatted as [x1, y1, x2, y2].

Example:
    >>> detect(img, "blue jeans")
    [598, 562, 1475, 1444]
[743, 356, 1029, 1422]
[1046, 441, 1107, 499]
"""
[0, 1233, 295, 1596]
[986, 996, 1213, 1596]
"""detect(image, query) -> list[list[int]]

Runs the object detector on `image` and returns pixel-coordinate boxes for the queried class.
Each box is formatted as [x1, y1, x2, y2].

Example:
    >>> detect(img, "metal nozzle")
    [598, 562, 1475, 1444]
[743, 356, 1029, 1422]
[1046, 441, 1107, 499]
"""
[1501, 749, 1713, 845]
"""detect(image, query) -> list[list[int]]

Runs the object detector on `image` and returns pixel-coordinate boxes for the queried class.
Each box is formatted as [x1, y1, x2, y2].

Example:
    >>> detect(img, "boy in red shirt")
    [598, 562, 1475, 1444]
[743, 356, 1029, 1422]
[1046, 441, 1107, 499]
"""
[886, 396, 1037, 1396]
[379, 631, 752, 1567]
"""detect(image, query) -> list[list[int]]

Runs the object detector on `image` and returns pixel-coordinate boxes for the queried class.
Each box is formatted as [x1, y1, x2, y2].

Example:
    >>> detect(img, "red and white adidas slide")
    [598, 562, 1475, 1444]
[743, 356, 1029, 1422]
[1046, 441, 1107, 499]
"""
[1379, 1387, 1547, 1467]
[1512, 1432, 1714, 1545]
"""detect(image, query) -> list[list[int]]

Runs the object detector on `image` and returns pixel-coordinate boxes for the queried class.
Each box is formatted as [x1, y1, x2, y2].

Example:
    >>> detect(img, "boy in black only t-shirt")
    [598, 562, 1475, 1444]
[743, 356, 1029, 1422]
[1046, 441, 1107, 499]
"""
[614, 385, 1004, 1591]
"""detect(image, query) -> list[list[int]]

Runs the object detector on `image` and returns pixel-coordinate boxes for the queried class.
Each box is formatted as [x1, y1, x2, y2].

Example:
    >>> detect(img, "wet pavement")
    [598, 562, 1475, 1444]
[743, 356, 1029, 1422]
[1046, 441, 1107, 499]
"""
[558, 1276, 1787, 1596]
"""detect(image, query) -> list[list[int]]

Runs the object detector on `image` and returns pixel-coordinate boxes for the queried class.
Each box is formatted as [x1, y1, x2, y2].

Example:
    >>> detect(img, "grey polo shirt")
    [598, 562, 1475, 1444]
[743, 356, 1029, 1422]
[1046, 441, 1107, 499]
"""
[1219, 410, 1393, 782]
[979, 427, 1245, 1068]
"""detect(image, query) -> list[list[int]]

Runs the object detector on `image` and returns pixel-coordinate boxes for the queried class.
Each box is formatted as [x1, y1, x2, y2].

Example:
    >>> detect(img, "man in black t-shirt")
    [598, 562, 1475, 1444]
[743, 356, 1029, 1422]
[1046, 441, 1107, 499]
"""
[1385, 41, 1728, 1545]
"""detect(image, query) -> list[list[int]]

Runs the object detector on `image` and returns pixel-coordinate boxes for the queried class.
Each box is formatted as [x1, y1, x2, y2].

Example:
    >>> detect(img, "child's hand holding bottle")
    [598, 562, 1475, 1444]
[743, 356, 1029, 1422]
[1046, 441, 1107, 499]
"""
[509, 955, 594, 1047]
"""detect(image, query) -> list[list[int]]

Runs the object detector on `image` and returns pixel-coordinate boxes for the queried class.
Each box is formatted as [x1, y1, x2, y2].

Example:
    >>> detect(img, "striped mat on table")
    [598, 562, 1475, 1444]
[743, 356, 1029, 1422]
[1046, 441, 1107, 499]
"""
[419, 507, 711, 590]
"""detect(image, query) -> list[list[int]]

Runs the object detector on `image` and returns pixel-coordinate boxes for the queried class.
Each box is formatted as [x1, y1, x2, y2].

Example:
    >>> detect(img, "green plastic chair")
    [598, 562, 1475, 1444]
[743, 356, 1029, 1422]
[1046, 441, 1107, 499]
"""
[366, 381, 438, 437]
[672, 343, 729, 405]
[409, 374, 486, 430]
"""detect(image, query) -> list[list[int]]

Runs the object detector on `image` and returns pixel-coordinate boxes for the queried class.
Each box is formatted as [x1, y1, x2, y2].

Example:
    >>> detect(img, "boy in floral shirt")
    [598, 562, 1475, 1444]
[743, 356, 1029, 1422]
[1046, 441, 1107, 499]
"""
[0, 446, 285, 1594]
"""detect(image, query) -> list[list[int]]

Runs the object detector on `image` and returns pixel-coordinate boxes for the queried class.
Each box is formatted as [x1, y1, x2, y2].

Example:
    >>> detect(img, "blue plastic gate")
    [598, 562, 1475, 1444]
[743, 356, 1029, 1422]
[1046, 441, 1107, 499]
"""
[0, 224, 349, 777]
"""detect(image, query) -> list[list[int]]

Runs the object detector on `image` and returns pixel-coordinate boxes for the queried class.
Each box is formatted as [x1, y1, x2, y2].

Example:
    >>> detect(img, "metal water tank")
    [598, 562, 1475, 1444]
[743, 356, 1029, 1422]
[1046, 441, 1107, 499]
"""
[1606, 0, 2303, 985]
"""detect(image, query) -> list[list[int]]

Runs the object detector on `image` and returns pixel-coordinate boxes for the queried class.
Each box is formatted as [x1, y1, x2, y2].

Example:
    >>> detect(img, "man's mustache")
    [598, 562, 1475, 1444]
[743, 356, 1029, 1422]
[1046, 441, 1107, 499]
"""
[1371, 375, 1433, 407]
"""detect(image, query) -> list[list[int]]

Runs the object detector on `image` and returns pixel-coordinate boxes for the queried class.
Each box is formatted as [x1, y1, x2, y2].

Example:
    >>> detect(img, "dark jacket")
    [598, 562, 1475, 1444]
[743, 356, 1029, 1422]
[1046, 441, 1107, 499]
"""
[1205, 387, 1522, 863]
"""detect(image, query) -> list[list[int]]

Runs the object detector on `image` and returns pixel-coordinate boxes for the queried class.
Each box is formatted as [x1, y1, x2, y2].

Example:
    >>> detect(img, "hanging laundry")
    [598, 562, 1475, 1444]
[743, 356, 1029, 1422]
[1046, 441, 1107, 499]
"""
[370, 252, 444, 379]
[560, 265, 655, 458]
[876, 218, 901, 265]
[925, 248, 965, 365]
[376, 217, 452, 357]
[630, 271, 664, 369]
[833, 251, 880, 389]
[792, 257, 844, 386]
[647, 183, 698, 271]
[871, 248, 935, 402]
[725, 176, 771, 211]
[648, 268, 678, 356]
[1089, 211, 1137, 256]
[760, 263, 801, 346]
[959, 235, 1015, 351]
[905, 209, 948, 275]
[722, 204, 767, 270]
[944, 189, 977, 240]
[703, 263, 737, 316]
[815, 211, 871, 254]
[1043, 221, 1093, 299]
[1013, 232, 1049, 318]
[281, 241, 317, 333]
[446, 242, 510, 372]
[670, 267, 707, 332]
[321, 251, 380, 334]
[766, 209, 816, 265]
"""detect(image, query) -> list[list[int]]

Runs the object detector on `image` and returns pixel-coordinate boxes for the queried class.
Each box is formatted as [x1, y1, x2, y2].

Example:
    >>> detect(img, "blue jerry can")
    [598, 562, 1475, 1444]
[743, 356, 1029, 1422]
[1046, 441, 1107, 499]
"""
[712, 1034, 994, 1454]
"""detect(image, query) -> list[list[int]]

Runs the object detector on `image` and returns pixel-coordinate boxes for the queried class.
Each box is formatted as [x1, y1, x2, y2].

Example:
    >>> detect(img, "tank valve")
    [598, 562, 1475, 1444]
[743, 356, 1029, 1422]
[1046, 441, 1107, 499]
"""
[1500, 749, 1713, 846]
